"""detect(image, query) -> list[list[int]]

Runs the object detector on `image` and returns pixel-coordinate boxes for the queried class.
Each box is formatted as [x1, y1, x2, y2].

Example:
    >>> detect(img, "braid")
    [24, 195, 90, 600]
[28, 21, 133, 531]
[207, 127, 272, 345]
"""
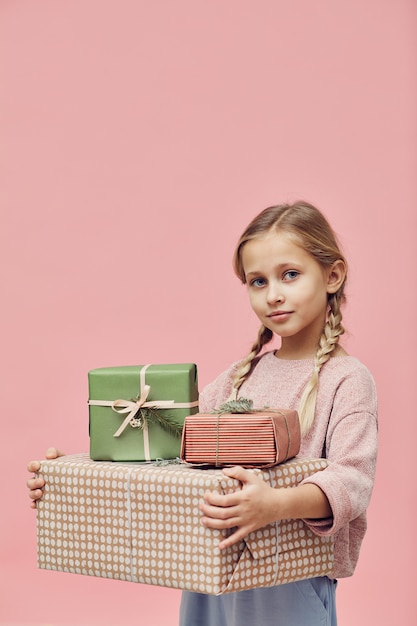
[229, 325, 273, 400]
[232, 201, 348, 434]
[298, 293, 345, 435]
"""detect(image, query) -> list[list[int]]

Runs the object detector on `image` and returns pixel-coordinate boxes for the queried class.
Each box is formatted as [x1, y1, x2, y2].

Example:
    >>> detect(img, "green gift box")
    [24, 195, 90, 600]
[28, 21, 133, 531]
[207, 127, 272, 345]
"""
[88, 363, 199, 461]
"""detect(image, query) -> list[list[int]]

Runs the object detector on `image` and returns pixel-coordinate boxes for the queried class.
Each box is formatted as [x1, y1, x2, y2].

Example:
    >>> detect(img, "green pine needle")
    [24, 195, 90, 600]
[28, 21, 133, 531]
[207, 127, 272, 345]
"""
[213, 398, 255, 414]
[137, 407, 183, 438]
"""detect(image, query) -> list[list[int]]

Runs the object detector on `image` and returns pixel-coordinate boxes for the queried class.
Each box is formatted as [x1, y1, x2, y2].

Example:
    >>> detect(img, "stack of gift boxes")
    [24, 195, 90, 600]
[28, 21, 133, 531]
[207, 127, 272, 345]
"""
[36, 363, 334, 594]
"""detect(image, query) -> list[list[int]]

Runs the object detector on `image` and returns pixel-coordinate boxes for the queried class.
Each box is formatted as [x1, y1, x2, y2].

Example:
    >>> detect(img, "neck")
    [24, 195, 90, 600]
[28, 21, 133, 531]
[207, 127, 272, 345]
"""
[275, 342, 348, 360]
[274, 347, 316, 360]
[275, 333, 321, 360]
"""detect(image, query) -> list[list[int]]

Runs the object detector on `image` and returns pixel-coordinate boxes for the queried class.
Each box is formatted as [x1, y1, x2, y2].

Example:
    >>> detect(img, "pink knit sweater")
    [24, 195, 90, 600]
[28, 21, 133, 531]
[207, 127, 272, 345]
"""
[199, 351, 378, 579]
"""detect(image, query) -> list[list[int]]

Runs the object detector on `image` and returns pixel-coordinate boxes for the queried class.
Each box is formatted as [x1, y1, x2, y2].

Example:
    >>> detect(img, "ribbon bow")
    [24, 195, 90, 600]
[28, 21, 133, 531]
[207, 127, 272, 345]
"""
[111, 385, 176, 437]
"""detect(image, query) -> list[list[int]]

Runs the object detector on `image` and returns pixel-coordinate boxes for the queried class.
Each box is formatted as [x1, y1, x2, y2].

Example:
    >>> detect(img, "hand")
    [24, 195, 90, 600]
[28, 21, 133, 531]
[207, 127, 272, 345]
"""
[27, 448, 65, 509]
[199, 466, 280, 550]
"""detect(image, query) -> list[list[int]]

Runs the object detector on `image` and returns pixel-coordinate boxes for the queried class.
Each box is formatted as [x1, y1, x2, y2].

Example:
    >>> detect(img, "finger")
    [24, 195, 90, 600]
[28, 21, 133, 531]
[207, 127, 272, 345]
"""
[29, 488, 44, 501]
[202, 490, 242, 508]
[27, 460, 41, 473]
[218, 527, 249, 550]
[200, 500, 239, 521]
[222, 466, 256, 485]
[46, 448, 64, 459]
[27, 477, 45, 490]
[200, 513, 241, 530]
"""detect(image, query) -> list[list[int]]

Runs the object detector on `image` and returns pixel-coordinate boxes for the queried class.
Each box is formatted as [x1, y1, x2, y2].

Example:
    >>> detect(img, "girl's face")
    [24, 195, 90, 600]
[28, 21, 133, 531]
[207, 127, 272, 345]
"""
[241, 230, 343, 359]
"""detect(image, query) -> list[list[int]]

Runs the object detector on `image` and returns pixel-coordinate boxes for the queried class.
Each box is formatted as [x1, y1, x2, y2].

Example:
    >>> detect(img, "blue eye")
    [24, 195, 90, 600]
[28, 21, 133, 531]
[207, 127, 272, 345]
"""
[250, 278, 266, 288]
[283, 270, 299, 281]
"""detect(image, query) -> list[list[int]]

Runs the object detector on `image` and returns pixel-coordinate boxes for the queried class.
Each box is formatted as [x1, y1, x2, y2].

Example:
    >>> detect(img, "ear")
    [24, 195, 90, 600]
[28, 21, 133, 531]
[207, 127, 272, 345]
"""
[326, 259, 346, 294]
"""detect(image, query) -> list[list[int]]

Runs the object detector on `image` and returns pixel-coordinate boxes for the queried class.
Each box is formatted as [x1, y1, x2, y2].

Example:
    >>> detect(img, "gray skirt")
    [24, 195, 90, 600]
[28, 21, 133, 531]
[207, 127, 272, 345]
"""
[179, 577, 337, 626]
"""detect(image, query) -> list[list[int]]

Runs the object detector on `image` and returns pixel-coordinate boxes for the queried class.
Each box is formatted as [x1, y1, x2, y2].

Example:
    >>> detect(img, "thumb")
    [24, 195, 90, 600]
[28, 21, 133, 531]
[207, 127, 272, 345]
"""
[222, 465, 255, 486]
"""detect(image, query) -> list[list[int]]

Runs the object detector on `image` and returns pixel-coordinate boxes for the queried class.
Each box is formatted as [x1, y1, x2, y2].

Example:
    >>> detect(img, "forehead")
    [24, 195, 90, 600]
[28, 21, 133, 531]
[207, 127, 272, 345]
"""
[241, 231, 313, 270]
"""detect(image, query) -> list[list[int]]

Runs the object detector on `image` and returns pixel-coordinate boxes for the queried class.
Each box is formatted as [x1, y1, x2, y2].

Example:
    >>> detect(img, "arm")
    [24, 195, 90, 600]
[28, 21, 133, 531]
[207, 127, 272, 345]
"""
[27, 448, 65, 508]
[200, 466, 331, 550]
[199, 361, 377, 549]
[302, 369, 378, 536]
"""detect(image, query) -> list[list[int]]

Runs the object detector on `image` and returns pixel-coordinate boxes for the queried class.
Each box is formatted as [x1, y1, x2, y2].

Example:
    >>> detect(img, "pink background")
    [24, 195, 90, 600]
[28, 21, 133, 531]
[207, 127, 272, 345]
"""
[1, 1, 416, 624]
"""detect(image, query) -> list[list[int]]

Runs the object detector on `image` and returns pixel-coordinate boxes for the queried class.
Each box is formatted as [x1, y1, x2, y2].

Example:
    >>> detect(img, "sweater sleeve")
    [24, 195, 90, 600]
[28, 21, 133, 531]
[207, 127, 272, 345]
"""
[301, 365, 378, 536]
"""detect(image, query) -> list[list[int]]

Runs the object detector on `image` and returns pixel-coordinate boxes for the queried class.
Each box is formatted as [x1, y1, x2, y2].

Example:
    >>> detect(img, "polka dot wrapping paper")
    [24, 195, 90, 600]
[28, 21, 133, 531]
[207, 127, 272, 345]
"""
[36, 453, 334, 595]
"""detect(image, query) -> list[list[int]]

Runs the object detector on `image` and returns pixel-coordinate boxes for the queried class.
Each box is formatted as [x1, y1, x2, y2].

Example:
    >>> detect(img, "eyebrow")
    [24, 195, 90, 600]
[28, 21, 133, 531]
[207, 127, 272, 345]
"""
[245, 262, 301, 277]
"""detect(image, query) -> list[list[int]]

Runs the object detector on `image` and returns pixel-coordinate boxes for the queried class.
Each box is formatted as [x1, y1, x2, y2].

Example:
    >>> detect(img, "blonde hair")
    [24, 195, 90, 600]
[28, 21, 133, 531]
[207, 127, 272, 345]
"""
[231, 201, 347, 435]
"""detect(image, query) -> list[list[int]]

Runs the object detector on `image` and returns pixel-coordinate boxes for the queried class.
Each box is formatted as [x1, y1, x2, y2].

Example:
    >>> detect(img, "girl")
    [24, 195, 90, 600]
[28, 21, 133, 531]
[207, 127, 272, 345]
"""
[28, 201, 378, 626]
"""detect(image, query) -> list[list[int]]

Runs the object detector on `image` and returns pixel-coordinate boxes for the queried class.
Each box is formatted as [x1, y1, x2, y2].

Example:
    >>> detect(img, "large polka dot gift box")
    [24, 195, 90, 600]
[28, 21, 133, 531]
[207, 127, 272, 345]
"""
[36, 454, 333, 595]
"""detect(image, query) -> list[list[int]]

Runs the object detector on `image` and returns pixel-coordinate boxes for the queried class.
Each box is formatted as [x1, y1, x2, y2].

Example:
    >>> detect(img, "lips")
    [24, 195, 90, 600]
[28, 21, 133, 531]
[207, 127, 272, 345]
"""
[267, 311, 293, 321]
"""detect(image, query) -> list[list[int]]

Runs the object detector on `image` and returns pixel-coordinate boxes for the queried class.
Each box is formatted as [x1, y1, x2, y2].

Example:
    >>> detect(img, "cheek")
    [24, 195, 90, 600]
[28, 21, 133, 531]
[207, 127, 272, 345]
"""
[247, 291, 261, 312]
[306, 289, 329, 316]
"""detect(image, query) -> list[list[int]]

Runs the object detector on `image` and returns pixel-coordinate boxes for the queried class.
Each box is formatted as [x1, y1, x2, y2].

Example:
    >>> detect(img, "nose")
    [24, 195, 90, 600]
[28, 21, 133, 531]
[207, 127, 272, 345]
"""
[266, 282, 284, 305]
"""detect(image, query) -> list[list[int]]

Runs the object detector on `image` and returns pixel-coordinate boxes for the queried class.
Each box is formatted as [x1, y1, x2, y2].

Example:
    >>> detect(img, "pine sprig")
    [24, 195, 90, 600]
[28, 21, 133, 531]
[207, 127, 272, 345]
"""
[212, 398, 255, 414]
[137, 407, 183, 438]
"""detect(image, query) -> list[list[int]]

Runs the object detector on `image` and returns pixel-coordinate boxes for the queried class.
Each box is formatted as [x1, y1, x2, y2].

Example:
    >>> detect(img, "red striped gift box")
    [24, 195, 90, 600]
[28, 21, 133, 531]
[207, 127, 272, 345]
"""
[180, 409, 300, 467]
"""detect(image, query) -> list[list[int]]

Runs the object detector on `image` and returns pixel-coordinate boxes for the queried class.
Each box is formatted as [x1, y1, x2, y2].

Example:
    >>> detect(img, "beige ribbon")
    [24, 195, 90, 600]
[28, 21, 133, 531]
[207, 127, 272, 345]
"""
[88, 364, 199, 461]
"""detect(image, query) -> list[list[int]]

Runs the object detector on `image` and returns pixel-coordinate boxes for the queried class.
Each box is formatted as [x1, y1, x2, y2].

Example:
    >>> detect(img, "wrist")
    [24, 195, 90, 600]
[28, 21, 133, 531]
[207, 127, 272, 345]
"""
[270, 484, 332, 521]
